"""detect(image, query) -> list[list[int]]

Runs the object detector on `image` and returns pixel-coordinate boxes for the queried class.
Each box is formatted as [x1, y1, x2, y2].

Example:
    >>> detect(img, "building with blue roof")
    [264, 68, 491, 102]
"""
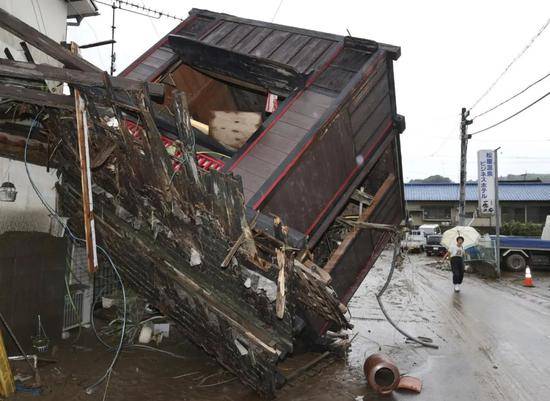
[404, 182, 550, 228]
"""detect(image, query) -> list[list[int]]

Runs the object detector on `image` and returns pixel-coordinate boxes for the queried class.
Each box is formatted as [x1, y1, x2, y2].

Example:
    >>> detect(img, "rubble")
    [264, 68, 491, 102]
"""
[0, 7, 405, 396]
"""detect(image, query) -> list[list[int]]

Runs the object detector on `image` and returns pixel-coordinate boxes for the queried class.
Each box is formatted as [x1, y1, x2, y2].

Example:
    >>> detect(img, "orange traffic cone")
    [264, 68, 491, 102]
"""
[522, 266, 534, 287]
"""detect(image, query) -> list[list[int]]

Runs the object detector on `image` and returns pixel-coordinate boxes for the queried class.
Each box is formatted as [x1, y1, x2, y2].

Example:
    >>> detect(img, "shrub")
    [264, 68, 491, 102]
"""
[501, 221, 543, 237]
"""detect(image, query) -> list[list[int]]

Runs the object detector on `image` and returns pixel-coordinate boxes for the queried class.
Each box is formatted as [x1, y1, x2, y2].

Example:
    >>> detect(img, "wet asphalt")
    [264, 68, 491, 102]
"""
[345, 252, 550, 401]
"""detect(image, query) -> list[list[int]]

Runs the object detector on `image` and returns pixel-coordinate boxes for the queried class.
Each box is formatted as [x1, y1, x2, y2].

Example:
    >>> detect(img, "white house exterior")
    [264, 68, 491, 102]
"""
[0, 0, 96, 235]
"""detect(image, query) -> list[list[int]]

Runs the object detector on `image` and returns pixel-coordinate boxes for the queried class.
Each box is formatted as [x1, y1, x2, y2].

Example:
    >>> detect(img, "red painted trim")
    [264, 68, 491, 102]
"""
[120, 15, 196, 77]
[305, 42, 343, 87]
[228, 44, 344, 173]
[251, 51, 386, 210]
[303, 119, 393, 234]
[228, 91, 305, 171]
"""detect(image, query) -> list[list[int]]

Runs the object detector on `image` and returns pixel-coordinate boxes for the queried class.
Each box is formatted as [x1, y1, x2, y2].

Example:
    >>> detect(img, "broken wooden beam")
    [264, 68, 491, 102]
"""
[0, 84, 74, 109]
[324, 174, 396, 275]
[0, 8, 99, 72]
[0, 59, 164, 100]
[73, 43, 98, 273]
[168, 35, 306, 96]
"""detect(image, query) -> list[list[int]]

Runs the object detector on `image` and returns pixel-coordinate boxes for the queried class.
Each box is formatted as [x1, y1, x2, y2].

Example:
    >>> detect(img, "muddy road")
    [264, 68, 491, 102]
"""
[10, 252, 550, 400]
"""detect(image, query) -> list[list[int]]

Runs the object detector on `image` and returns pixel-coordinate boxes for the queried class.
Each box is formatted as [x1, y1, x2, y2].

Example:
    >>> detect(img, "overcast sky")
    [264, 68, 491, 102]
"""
[68, 0, 550, 182]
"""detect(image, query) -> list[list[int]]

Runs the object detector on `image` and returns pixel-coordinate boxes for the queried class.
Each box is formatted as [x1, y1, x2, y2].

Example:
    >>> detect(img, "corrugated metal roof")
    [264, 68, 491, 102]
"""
[404, 183, 550, 202]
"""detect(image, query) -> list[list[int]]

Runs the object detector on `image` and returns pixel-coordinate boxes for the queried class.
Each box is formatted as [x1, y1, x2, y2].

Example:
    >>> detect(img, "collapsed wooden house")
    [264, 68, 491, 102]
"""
[0, 8, 405, 396]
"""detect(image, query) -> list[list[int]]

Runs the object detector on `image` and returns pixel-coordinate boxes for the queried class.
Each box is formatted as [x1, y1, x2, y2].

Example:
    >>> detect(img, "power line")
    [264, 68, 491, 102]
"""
[472, 70, 550, 119]
[271, 0, 284, 22]
[470, 89, 550, 135]
[469, 14, 550, 111]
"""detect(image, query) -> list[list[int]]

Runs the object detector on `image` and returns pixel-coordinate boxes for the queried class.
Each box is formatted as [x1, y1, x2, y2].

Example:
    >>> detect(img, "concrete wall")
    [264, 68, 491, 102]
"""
[0, 158, 57, 234]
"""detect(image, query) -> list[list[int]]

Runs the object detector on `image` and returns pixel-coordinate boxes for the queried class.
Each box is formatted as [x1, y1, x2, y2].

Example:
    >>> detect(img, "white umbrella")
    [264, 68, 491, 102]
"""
[441, 226, 480, 250]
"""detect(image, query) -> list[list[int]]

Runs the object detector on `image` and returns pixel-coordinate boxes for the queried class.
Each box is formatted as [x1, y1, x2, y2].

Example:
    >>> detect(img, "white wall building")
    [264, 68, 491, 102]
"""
[0, 0, 97, 234]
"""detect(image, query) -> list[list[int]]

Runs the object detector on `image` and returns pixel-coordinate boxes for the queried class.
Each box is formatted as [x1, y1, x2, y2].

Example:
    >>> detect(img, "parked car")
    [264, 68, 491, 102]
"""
[425, 234, 446, 256]
[401, 229, 427, 253]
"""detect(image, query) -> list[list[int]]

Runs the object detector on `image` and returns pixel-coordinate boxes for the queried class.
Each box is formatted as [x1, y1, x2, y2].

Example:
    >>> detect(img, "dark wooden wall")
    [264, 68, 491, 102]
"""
[325, 142, 404, 302]
[260, 54, 394, 235]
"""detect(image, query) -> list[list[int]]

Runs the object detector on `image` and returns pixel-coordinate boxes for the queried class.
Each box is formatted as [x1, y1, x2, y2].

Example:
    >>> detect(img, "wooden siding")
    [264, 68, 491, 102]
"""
[256, 53, 395, 234]
[228, 86, 335, 201]
[330, 180, 403, 302]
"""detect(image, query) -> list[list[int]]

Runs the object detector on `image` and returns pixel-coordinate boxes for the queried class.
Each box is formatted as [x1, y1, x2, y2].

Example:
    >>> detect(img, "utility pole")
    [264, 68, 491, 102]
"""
[110, 2, 116, 75]
[494, 147, 501, 278]
[458, 107, 472, 225]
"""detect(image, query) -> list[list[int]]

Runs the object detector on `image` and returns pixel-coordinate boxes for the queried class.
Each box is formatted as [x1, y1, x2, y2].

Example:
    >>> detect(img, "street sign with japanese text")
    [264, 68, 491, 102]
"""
[477, 149, 496, 215]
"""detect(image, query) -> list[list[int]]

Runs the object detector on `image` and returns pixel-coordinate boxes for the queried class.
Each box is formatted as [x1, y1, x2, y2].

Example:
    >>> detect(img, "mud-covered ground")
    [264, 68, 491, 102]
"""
[9, 252, 550, 401]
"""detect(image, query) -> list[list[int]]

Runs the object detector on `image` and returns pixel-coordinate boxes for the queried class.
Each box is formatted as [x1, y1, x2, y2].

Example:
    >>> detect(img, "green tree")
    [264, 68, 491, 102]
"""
[409, 175, 453, 184]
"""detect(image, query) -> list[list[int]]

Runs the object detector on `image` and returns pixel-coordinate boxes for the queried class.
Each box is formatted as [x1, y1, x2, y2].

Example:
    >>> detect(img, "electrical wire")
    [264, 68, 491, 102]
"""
[469, 14, 550, 111]
[23, 110, 127, 396]
[376, 236, 439, 349]
[271, 0, 284, 22]
[470, 89, 550, 136]
[90, 288, 187, 360]
[471, 70, 550, 119]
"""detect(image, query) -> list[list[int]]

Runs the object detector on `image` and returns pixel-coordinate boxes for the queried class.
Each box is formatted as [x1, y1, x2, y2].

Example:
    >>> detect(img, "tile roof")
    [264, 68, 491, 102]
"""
[404, 183, 550, 202]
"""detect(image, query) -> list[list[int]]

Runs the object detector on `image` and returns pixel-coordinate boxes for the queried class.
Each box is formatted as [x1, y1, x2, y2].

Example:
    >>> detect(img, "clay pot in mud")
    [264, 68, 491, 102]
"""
[363, 353, 400, 395]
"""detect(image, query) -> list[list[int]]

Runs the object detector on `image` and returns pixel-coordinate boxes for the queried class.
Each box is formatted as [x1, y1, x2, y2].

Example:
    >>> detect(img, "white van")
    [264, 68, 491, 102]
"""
[419, 224, 441, 236]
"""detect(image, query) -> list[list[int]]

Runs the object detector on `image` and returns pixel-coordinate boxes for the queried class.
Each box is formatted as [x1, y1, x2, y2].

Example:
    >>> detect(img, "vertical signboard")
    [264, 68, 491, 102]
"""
[477, 149, 496, 215]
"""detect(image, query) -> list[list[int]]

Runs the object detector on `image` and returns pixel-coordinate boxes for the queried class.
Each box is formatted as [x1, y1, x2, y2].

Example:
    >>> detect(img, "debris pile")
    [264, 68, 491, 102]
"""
[0, 7, 406, 396]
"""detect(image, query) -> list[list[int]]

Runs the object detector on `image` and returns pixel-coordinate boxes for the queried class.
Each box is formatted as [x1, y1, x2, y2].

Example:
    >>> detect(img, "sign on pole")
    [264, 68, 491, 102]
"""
[477, 149, 496, 215]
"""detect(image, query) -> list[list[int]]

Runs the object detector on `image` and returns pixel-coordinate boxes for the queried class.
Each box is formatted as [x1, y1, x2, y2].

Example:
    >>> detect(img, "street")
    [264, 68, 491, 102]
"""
[344, 251, 550, 401]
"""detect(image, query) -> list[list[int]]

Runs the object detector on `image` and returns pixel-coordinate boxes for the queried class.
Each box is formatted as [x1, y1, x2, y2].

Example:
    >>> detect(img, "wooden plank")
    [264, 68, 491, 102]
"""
[209, 111, 262, 150]
[288, 38, 333, 73]
[74, 88, 98, 273]
[350, 77, 389, 134]
[324, 174, 395, 274]
[279, 110, 317, 130]
[218, 24, 255, 49]
[260, 131, 299, 154]
[232, 27, 272, 53]
[0, 84, 74, 109]
[349, 62, 388, 113]
[0, 8, 99, 72]
[251, 30, 291, 58]
[298, 89, 334, 108]
[260, 114, 356, 233]
[234, 155, 276, 179]
[0, 59, 165, 99]
[269, 120, 308, 141]
[169, 35, 306, 96]
[314, 66, 356, 93]
[331, 48, 370, 71]
[290, 96, 330, 119]
[250, 141, 288, 166]
[270, 34, 311, 64]
[353, 95, 391, 151]
[203, 21, 239, 45]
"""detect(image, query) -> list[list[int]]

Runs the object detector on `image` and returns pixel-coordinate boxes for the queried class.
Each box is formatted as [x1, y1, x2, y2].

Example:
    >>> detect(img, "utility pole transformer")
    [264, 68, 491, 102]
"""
[458, 107, 472, 225]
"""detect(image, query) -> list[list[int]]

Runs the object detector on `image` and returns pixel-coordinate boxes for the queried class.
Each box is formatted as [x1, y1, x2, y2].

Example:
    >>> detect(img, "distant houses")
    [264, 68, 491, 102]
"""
[405, 182, 550, 228]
